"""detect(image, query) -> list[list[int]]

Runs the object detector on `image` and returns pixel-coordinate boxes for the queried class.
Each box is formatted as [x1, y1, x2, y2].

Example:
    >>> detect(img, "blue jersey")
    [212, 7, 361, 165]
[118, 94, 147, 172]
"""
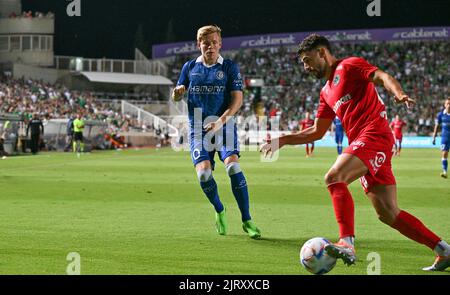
[177, 55, 243, 124]
[177, 55, 243, 167]
[436, 110, 450, 138]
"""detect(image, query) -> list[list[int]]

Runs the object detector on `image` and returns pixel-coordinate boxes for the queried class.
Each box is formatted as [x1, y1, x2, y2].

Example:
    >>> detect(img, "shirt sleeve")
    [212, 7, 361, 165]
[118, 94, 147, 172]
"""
[227, 61, 243, 92]
[436, 112, 442, 125]
[177, 61, 191, 88]
[345, 57, 378, 82]
[316, 93, 336, 119]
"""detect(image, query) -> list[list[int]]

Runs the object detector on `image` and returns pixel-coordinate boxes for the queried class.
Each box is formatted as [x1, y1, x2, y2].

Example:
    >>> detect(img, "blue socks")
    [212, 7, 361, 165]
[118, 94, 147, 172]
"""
[197, 163, 252, 221]
[443, 158, 448, 173]
[226, 162, 251, 222]
[337, 144, 343, 155]
[198, 169, 224, 213]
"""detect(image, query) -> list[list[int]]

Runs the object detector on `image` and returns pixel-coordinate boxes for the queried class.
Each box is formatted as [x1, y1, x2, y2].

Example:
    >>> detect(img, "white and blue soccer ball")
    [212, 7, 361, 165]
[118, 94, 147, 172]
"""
[300, 237, 337, 275]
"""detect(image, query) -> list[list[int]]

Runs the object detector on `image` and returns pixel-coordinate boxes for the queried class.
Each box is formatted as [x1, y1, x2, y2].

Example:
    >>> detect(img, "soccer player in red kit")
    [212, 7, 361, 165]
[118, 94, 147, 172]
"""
[390, 115, 407, 156]
[260, 34, 450, 271]
[300, 111, 315, 157]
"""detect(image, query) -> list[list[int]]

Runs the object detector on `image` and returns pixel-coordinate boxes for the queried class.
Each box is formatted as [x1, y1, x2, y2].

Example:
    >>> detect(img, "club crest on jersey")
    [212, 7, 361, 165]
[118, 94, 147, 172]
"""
[333, 75, 340, 86]
[216, 71, 225, 80]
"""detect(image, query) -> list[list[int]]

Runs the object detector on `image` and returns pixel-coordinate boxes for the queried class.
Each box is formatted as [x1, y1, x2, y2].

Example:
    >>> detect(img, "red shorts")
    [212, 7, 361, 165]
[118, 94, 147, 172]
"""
[344, 133, 396, 193]
[394, 134, 403, 142]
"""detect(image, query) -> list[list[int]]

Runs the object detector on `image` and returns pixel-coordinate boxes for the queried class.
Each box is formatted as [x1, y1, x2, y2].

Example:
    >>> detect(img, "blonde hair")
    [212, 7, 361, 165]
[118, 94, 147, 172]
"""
[197, 25, 222, 42]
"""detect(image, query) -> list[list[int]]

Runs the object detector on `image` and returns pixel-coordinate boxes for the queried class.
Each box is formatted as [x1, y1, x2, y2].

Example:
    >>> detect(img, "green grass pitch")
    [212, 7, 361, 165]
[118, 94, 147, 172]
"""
[0, 147, 448, 274]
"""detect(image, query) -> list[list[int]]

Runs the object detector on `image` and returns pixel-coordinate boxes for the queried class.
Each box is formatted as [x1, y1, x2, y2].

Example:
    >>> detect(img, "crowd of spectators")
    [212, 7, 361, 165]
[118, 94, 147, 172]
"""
[0, 73, 176, 152]
[0, 75, 144, 149]
[168, 40, 449, 135]
[0, 75, 127, 126]
[7, 10, 54, 19]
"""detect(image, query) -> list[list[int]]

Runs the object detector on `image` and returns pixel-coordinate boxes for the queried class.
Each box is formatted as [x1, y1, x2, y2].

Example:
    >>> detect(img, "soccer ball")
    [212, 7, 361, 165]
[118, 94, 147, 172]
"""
[300, 237, 337, 275]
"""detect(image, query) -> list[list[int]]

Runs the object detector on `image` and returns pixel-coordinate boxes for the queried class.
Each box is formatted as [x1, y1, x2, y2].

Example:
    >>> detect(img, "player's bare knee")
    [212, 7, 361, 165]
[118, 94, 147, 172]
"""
[324, 169, 344, 185]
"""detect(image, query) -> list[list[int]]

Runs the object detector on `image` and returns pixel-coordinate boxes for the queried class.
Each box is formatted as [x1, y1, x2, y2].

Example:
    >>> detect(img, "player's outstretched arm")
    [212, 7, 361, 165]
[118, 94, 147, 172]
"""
[370, 69, 416, 109]
[260, 118, 332, 158]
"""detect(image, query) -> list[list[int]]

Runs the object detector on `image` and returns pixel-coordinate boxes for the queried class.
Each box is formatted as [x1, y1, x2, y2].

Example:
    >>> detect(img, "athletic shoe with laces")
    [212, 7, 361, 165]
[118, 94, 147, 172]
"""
[422, 255, 450, 271]
[325, 240, 357, 266]
[242, 220, 261, 239]
[215, 207, 228, 235]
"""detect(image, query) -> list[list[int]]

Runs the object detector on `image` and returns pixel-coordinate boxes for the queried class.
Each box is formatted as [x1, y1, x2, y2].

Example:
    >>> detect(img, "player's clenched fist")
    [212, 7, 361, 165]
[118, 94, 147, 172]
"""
[172, 85, 186, 101]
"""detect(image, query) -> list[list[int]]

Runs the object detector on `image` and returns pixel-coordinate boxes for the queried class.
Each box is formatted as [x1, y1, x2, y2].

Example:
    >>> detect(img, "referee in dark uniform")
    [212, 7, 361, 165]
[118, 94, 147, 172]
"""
[26, 113, 44, 154]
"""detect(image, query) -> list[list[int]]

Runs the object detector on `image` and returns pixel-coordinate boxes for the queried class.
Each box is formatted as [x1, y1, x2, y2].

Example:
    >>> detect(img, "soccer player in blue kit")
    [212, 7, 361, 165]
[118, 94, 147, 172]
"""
[172, 25, 261, 239]
[332, 117, 344, 155]
[432, 98, 450, 179]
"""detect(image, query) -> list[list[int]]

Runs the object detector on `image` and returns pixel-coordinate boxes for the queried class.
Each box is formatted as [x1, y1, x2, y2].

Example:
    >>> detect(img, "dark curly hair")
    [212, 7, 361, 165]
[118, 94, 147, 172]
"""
[297, 34, 332, 55]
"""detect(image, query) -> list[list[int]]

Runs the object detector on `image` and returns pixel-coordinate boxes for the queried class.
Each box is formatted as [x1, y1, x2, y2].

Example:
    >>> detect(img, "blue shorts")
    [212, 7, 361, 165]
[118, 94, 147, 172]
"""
[335, 132, 344, 144]
[189, 123, 240, 169]
[441, 136, 450, 152]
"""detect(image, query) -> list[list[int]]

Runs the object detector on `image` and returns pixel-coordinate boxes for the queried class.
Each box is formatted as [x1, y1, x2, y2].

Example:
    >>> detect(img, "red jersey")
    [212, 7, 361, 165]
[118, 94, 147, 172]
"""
[316, 57, 392, 144]
[390, 119, 406, 138]
[300, 118, 314, 130]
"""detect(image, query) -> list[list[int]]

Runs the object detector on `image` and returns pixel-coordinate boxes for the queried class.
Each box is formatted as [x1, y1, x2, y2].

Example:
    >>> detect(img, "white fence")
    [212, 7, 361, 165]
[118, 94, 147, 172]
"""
[121, 100, 179, 137]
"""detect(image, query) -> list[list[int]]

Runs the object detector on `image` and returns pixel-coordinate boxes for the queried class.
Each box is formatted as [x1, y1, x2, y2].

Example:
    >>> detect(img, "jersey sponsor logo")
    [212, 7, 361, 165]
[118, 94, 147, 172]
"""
[333, 94, 352, 113]
[369, 152, 386, 173]
[216, 71, 225, 80]
[189, 85, 226, 94]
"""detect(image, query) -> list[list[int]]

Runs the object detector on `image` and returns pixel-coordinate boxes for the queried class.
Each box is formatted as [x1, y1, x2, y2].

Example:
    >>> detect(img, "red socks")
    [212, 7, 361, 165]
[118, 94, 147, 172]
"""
[391, 210, 441, 250]
[327, 183, 440, 250]
[327, 182, 355, 238]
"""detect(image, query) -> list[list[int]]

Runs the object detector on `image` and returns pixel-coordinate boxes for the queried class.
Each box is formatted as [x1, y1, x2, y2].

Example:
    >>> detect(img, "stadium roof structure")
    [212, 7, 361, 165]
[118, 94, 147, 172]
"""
[79, 72, 173, 86]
